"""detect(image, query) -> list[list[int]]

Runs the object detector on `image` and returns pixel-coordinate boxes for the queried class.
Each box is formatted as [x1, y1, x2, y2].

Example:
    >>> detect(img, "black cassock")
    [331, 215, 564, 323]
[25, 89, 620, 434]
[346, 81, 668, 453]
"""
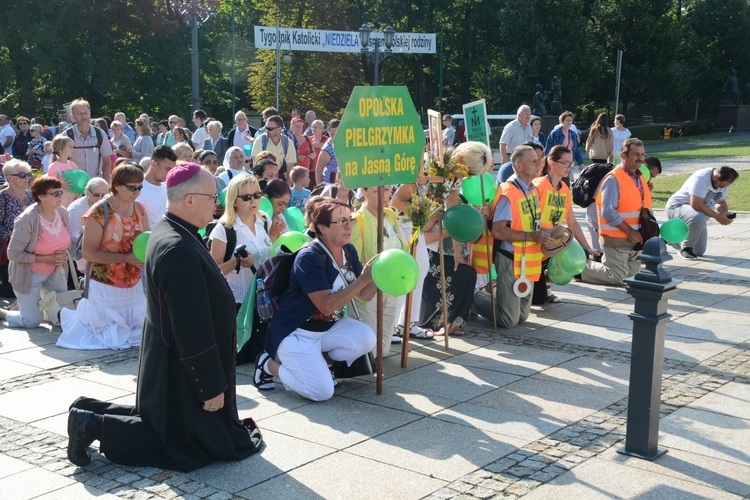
[77, 213, 262, 471]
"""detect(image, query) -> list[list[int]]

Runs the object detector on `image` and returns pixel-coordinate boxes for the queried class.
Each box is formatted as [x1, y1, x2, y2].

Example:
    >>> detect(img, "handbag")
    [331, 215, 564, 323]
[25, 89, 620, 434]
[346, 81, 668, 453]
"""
[635, 207, 660, 252]
[38, 254, 83, 326]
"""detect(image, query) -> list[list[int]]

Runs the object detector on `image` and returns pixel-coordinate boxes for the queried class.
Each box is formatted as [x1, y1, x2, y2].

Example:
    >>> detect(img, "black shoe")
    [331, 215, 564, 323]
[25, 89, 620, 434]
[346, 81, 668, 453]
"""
[67, 408, 99, 467]
[253, 352, 275, 391]
[680, 247, 697, 259]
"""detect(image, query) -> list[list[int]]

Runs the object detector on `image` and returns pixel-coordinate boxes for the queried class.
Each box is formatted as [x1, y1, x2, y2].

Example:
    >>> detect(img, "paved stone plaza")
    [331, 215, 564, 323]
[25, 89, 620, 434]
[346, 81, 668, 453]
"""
[1, 210, 749, 499]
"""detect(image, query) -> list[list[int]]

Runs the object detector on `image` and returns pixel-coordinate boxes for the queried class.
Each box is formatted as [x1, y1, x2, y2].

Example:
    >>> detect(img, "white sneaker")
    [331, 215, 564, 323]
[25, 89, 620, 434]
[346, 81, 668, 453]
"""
[391, 334, 402, 344]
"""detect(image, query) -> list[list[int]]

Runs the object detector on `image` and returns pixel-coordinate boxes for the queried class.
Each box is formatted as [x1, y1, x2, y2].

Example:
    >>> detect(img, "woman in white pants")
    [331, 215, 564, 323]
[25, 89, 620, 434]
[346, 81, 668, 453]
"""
[255, 200, 377, 402]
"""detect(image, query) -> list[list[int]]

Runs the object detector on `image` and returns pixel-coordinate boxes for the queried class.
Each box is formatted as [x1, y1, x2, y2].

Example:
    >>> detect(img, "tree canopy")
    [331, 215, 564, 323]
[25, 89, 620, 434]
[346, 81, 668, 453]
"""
[2, 0, 749, 127]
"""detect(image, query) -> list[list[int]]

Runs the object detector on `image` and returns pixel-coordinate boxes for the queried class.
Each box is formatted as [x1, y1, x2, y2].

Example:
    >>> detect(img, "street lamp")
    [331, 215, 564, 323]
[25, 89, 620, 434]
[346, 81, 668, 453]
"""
[359, 24, 395, 86]
[275, 18, 293, 112]
[170, 0, 218, 113]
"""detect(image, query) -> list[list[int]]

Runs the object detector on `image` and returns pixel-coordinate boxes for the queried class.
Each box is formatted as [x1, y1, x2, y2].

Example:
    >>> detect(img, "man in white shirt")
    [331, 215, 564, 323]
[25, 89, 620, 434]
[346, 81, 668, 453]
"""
[251, 115, 297, 181]
[442, 115, 455, 148]
[665, 166, 738, 259]
[1, 115, 15, 153]
[191, 110, 209, 146]
[139, 146, 177, 228]
[227, 111, 256, 154]
[499, 105, 533, 163]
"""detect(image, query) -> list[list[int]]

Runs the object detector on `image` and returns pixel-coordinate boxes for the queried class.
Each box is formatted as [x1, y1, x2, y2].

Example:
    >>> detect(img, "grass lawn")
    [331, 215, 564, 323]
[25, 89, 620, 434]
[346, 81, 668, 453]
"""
[642, 132, 736, 147]
[651, 173, 749, 211]
[651, 141, 750, 162]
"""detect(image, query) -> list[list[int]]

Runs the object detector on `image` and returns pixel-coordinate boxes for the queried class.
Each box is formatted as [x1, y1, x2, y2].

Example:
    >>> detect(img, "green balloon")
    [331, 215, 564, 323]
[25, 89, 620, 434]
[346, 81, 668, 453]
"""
[132, 231, 151, 262]
[443, 204, 485, 243]
[461, 172, 497, 205]
[260, 196, 273, 215]
[62, 169, 91, 195]
[660, 218, 689, 244]
[283, 207, 306, 233]
[219, 188, 228, 208]
[372, 249, 420, 296]
[639, 164, 651, 182]
[272, 231, 311, 256]
[556, 240, 587, 275]
[547, 257, 573, 286]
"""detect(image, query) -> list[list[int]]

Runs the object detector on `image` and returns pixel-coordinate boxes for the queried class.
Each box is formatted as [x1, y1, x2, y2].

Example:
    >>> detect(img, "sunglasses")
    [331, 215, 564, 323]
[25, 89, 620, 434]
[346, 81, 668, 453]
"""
[331, 217, 356, 227]
[10, 172, 32, 179]
[238, 192, 263, 202]
[265, 126, 280, 132]
[46, 190, 64, 198]
[88, 189, 106, 198]
[190, 192, 219, 203]
[123, 184, 143, 192]
[18, 121, 29, 125]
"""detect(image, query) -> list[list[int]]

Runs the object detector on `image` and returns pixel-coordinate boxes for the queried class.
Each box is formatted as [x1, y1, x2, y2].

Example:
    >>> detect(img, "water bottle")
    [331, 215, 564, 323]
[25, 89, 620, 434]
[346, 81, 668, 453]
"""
[256, 279, 274, 322]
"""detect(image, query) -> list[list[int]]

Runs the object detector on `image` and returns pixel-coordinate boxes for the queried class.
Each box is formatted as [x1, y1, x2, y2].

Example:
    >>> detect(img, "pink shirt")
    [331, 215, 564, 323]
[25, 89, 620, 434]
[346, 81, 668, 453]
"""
[48, 159, 80, 208]
[31, 211, 71, 274]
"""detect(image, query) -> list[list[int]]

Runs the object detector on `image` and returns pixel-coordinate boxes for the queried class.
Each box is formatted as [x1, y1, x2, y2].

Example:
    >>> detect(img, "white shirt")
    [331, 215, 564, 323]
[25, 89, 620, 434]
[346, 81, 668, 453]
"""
[612, 127, 631, 158]
[138, 180, 167, 229]
[0, 123, 14, 151]
[232, 125, 254, 152]
[666, 168, 729, 209]
[67, 196, 93, 243]
[209, 215, 272, 303]
[218, 168, 249, 186]
[191, 126, 209, 147]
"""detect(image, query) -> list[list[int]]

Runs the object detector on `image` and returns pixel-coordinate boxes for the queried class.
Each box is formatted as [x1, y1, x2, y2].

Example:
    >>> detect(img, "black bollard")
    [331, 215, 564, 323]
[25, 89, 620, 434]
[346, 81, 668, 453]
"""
[617, 237, 680, 460]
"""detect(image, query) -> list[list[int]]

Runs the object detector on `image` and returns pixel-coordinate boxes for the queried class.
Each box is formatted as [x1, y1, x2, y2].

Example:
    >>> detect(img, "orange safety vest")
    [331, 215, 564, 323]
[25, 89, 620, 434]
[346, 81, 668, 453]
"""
[532, 176, 571, 230]
[597, 166, 652, 239]
[488, 181, 543, 281]
[470, 226, 492, 274]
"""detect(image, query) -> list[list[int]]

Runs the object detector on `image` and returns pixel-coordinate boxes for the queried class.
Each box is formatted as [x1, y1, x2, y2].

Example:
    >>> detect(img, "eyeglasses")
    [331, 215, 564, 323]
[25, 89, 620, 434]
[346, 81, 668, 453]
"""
[46, 190, 64, 198]
[330, 217, 356, 227]
[265, 126, 280, 132]
[9, 172, 32, 179]
[88, 189, 106, 198]
[238, 192, 263, 202]
[189, 192, 219, 203]
[555, 160, 575, 167]
[123, 184, 143, 192]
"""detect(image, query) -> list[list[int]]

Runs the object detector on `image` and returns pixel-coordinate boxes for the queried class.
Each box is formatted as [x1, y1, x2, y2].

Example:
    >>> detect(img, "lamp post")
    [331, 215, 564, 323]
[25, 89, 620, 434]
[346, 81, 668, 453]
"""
[275, 18, 293, 112]
[170, 0, 218, 113]
[359, 24, 395, 86]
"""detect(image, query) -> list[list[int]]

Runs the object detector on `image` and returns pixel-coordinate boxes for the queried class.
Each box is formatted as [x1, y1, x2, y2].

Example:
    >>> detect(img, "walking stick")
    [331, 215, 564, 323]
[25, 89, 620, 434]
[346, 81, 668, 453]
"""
[438, 221, 449, 350]
[479, 181, 497, 329]
[400, 241, 418, 368]
[376, 186, 384, 395]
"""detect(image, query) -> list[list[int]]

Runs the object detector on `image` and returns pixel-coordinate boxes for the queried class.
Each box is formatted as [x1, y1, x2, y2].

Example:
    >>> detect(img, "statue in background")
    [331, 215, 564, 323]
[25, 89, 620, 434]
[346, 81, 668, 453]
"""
[723, 69, 740, 106]
[532, 84, 548, 116]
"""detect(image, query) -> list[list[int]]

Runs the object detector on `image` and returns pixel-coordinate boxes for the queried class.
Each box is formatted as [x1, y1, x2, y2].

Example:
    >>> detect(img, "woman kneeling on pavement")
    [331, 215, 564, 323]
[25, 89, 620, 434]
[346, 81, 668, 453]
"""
[254, 200, 377, 401]
[57, 164, 149, 350]
[0, 175, 70, 328]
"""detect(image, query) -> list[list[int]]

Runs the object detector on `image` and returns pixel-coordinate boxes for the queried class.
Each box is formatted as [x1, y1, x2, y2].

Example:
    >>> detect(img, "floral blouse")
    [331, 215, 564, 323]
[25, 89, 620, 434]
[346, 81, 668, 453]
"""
[84, 200, 145, 288]
[0, 190, 34, 242]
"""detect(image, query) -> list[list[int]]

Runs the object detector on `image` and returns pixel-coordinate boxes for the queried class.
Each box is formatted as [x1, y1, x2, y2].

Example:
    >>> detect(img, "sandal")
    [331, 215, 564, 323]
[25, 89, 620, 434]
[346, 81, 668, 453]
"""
[408, 324, 435, 339]
[253, 352, 275, 391]
[547, 294, 561, 303]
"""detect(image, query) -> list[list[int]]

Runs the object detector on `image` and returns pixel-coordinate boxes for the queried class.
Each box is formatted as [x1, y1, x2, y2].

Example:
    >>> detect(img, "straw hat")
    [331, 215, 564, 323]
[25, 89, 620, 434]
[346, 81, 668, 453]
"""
[541, 226, 573, 257]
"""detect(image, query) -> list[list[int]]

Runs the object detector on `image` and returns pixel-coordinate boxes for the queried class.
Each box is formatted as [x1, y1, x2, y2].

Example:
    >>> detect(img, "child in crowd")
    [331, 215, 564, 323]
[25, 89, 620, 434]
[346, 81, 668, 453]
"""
[26, 124, 47, 169]
[289, 165, 311, 210]
[48, 135, 80, 208]
[41, 141, 54, 173]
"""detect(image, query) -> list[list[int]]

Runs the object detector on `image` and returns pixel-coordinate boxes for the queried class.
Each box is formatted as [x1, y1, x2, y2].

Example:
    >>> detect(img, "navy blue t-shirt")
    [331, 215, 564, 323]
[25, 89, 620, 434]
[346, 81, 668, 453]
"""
[265, 241, 363, 358]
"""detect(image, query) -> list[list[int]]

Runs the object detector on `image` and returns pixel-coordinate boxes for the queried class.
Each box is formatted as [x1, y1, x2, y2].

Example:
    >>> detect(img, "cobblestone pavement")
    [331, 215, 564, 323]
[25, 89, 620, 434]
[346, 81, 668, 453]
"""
[1, 216, 749, 499]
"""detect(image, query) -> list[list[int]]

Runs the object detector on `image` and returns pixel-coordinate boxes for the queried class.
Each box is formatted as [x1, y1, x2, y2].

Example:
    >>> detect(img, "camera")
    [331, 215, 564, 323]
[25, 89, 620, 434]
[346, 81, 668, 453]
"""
[727, 213, 737, 220]
[234, 244, 248, 258]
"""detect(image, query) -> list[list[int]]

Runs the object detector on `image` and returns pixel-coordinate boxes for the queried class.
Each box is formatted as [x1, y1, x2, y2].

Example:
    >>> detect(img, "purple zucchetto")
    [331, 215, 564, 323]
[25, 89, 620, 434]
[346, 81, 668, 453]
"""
[165, 162, 202, 188]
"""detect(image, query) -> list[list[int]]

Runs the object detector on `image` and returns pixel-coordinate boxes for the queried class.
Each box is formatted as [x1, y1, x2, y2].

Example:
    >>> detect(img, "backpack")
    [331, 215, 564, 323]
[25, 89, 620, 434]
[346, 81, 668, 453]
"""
[66, 126, 105, 152]
[255, 242, 335, 323]
[572, 163, 614, 208]
[203, 214, 270, 263]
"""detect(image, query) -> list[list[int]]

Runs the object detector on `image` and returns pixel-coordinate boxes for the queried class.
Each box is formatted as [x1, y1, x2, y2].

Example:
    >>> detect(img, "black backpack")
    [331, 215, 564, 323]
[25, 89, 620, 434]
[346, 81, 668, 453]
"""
[572, 163, 614, 208]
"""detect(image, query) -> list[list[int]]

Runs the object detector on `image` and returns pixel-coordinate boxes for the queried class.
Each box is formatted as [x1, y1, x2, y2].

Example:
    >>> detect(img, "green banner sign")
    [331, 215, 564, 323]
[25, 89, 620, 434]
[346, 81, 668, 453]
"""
[462, 99, 489, 147]
[334, 86, 424, 190]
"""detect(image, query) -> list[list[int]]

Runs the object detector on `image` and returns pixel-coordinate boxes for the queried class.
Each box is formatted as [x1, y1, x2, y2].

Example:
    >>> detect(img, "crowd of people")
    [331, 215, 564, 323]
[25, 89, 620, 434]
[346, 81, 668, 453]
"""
[0, 100, 740, 472]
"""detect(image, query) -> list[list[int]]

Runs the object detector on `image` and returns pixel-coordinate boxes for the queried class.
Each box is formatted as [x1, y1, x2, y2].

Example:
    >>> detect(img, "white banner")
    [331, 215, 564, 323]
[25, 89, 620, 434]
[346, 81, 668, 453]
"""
[254, 26, 436, 54]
